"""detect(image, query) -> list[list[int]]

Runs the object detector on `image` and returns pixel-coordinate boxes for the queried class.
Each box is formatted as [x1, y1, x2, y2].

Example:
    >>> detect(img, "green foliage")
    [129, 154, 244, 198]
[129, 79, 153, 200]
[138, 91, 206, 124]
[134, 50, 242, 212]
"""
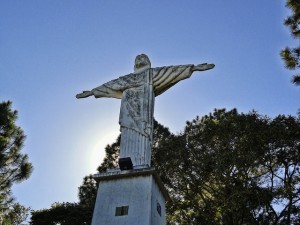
[30, 202, 93, 225]
[78, 175, 97, 207]
[156, 109, 300, 225]
[281, 0, 300, 85]
[1, 203, 31, 225]
[0, 101, 33, 214]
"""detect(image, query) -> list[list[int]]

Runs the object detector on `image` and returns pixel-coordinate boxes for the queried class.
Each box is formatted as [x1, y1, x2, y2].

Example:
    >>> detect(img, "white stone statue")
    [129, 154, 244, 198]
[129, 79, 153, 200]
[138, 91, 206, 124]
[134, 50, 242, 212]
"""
[76, 54, 214, 167]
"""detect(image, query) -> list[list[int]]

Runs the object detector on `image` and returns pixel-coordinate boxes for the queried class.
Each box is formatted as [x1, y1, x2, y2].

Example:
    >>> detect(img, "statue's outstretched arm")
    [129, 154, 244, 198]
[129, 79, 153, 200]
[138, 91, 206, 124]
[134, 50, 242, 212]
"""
[76, 84, 123, 99]
[76, 91, 93, 99]
[192, 63, 215, 72]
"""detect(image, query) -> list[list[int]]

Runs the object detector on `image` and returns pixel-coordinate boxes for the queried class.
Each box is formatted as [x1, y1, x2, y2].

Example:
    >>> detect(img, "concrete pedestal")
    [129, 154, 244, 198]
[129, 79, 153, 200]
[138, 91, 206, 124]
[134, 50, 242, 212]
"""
[92, 167, 169, 225]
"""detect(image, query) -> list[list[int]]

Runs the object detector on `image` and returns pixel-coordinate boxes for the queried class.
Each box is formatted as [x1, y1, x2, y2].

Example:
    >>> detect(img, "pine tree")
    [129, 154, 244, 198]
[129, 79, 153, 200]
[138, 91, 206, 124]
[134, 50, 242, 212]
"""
[2, 203, 31, 225]
[159, 109, 300, 225]
[281, 0, 300, 85]
[0, 101, 33, 216]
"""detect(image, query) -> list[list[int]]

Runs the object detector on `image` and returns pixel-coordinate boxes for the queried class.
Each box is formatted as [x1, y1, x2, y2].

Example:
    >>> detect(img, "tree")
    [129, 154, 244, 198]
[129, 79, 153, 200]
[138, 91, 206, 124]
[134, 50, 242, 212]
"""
[30, 202, 93, 225]
[155, 109, 300, 225]
[0, 101, 33, 219]
[78, 175, 97, 207]
[2, 203, 31, 225]
[281, 0, 300, 85]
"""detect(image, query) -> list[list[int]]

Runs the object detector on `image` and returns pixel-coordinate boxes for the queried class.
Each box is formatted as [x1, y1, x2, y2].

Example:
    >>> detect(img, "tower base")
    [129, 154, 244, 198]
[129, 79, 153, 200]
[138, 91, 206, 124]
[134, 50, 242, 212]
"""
[92, 166, 169, 225]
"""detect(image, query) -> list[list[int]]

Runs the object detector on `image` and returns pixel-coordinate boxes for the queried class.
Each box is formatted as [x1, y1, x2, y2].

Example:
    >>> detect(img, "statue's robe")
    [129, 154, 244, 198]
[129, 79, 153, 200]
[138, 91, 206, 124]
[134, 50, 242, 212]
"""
[91, 65, 194, 166]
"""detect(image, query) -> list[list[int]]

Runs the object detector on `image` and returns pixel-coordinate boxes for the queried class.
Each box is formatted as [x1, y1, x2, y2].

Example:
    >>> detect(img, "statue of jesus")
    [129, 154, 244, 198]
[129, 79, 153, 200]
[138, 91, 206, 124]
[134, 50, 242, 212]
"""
[76, 54, 214, 167]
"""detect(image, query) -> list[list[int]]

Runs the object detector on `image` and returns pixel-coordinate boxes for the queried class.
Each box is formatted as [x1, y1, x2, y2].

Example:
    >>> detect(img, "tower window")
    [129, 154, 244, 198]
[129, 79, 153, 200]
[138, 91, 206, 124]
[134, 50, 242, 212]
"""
[115, 206, 129, 216]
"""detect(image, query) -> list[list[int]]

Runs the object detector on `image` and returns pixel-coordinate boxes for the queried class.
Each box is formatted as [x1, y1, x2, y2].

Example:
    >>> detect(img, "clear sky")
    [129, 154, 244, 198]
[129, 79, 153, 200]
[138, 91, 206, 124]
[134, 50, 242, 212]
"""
[0, 1, 298, 211]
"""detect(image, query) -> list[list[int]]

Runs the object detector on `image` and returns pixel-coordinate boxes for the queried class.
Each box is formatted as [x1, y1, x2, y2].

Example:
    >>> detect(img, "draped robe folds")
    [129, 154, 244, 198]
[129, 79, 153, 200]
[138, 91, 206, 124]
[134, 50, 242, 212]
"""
[91, 65, 194, 166]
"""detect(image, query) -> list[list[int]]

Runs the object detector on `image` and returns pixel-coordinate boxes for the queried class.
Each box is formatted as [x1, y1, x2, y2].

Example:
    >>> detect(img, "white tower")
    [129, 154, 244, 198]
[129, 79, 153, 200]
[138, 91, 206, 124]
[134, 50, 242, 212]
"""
[91, 166, 169, 225]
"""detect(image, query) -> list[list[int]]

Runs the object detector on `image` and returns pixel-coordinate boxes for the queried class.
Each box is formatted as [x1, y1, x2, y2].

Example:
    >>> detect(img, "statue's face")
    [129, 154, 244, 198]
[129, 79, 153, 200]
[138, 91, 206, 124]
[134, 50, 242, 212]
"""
[135, 55, 148, 68]
[134, 54, 151, 72]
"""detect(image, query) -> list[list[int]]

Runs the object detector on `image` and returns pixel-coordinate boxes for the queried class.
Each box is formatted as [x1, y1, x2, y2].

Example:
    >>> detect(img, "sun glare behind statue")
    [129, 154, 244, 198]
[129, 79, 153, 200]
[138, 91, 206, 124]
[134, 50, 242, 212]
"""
[87, 130, 120, 173]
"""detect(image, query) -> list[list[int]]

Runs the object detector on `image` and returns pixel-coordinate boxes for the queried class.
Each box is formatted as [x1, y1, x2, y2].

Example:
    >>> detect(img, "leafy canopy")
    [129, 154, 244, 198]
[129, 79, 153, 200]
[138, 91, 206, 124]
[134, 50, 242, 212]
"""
[0, 101, 33, 221]
[281, 0, 300, 85]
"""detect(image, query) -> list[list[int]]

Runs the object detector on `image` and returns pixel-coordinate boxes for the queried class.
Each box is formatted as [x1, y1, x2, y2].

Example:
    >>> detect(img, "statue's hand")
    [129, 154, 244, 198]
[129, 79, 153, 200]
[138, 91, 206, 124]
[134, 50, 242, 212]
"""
[193, 63, 215, 71]
[76, 91, 93, 99]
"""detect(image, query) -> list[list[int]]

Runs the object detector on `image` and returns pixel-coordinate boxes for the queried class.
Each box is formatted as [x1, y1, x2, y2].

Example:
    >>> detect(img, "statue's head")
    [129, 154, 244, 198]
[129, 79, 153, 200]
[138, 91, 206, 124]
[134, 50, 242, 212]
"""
[134, 54, 151, 73]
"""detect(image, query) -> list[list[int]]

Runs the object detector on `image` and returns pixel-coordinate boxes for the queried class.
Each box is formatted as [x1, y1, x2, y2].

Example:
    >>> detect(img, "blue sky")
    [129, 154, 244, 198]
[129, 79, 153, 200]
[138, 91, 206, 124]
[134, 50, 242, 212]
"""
[0, 1, 298, 211]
